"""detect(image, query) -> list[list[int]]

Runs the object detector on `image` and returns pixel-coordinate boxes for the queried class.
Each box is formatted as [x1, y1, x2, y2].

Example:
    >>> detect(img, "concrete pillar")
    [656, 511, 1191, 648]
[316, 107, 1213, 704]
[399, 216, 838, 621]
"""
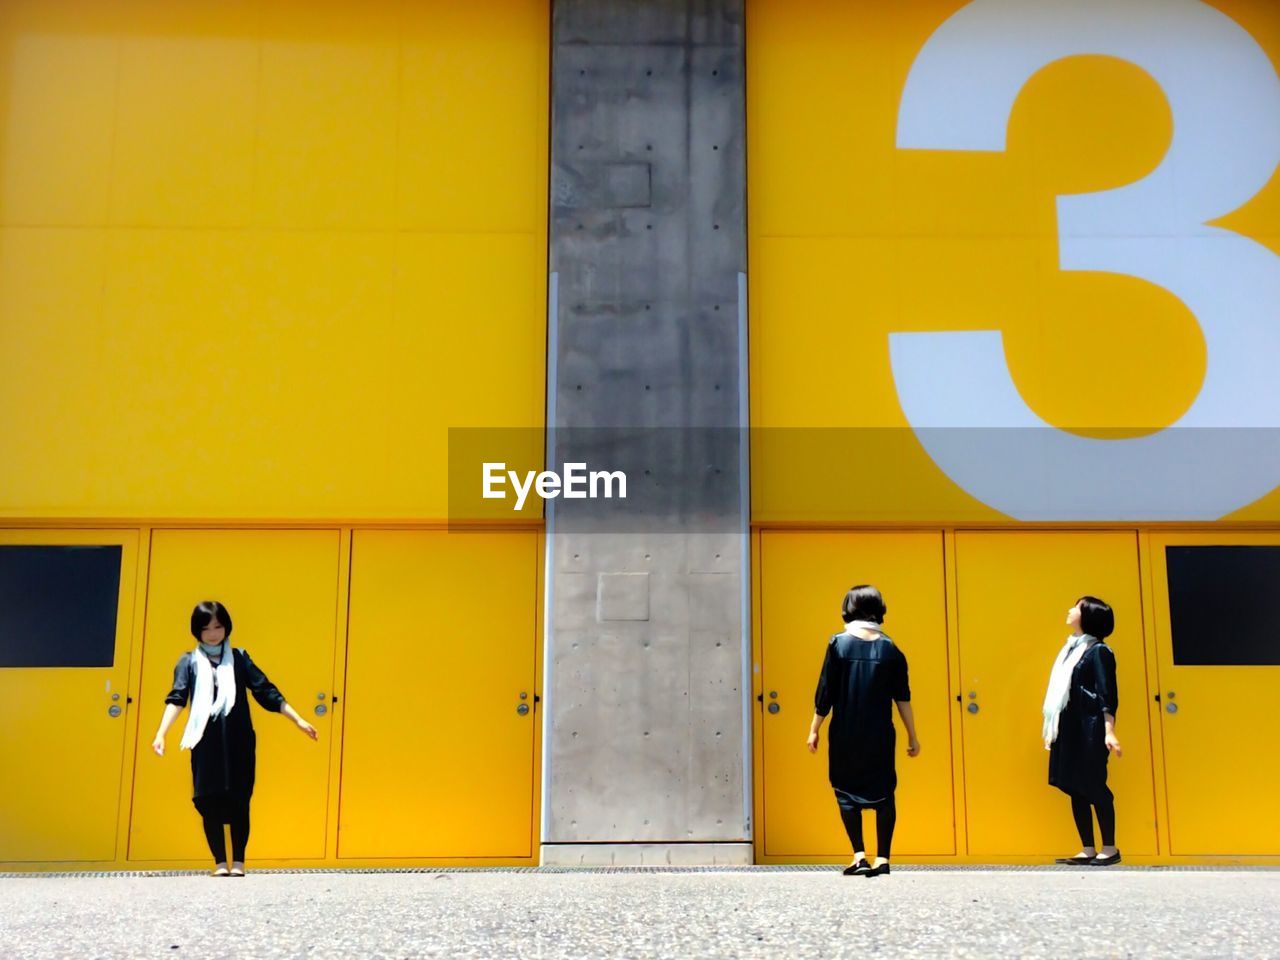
[542, 0, 750, 865]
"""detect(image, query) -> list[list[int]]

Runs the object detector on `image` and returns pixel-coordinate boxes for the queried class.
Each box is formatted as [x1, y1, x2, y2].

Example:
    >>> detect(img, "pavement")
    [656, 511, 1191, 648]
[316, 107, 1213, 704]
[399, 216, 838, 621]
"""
[2, 867, 1278, 959]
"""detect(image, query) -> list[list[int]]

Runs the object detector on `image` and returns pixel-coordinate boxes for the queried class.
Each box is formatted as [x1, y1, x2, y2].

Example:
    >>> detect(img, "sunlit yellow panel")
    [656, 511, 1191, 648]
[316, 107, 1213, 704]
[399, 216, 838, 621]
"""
[399, 2, 550, 233]
[748, 0, 1280, 521]
[92, 230, 395, 517]
[254, 0, 400, 230]
[338, 530, 538, 859]
[0, 229, 107, 514]
[0, 2, 117, 225]
[112, 1, 258, 227]
[389, 233, 548, 519]
[0, 0, 548, 521]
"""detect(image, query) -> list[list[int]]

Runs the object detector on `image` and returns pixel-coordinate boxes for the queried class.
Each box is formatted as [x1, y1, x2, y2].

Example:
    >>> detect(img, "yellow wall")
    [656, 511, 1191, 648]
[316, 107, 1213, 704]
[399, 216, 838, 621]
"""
[752, 528, 1280, 864]
[747, 0, 1280, 864]
[747, 0, 1280, 523]
[0, 525, 546, 870]
[0, 0, 549, 870]
[6, 0, 1280, 869]
[0, 0, 549, 520]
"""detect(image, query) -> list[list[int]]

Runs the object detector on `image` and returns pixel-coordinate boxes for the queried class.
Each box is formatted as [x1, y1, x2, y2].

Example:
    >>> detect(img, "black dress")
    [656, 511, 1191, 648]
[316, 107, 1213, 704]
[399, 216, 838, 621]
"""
[1048, 641, 1118, 804]
[814, 633, 912, 809]
[165, 648, 286, 819]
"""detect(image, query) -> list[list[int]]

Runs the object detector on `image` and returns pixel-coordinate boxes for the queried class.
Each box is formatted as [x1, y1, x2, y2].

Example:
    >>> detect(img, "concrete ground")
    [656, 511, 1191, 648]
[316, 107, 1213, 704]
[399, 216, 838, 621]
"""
[2, 867, 1278, 959]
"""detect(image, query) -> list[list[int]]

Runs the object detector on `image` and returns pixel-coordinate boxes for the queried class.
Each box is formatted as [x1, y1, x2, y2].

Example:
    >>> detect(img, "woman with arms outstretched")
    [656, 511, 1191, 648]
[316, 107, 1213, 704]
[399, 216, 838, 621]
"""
[151, 601, 317, 876]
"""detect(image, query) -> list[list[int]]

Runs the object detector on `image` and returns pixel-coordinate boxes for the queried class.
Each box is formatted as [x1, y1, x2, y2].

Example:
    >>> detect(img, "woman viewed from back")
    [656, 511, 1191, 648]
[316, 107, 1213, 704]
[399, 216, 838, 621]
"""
[807, 585, 920, 877]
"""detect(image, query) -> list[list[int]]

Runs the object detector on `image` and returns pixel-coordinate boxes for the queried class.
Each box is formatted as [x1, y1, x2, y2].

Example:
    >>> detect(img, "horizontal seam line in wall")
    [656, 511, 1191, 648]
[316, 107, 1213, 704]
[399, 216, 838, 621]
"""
[0, 521, 548, 528]
[0, 225, 544, 237]
[748, 232, 1269, 240]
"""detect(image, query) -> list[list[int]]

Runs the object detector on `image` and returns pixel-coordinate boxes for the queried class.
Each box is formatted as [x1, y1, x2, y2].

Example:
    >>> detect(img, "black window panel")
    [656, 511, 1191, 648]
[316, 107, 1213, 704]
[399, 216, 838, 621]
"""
[1167, 545, 1280, 666]
[0, 545, 122, 668]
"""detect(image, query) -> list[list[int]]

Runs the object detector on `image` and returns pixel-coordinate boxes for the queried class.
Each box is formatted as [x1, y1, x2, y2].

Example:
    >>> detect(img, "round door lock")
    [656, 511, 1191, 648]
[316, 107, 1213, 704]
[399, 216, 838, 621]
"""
[314, 704, 327, 717]
[517, 703, 530, 716]
[317, 692, 326, 701]
[1166, 702, 1178, 714]
[111, 693, 121, 702]
[769, 691, 778, 699]
[968, 691, 977, 700]
[520, 692, 528, 700]
[967, 703, 979, 714]
[108, 705, 122, 718]
[767, 702, 780, 714]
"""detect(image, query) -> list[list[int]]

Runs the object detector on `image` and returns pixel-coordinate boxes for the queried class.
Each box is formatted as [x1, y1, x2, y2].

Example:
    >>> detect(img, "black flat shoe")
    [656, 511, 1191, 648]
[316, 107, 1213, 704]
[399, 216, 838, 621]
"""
[1054, 855, 1095, 866]
[842, 859, 871, 876]
[865, 862, 891, 878]
[1089, 852, 1121, 867]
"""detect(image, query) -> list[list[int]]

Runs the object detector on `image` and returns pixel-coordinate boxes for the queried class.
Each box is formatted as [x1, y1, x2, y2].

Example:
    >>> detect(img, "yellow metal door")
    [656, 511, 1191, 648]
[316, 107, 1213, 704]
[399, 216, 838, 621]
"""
[338, 530, 539, 859]
[129, 529, 340, 861]
[0, 530, 138, 862]
[759, 531, 954, 859]
[955, 532, 1157, 857]
[1149, 532, 1280, 855]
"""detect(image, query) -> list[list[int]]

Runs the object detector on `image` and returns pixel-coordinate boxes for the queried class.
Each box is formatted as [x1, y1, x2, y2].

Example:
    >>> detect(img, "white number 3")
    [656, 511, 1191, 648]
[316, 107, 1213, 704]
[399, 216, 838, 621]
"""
[891, 0, 1280, 519]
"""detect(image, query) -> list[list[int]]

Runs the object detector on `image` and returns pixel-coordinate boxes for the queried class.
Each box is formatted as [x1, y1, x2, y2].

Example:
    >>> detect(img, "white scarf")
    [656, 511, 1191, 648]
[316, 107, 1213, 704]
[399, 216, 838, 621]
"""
[1042, 633, 1095, 747]
[179, 642, 237, 751]
[843, 619, 888, 638]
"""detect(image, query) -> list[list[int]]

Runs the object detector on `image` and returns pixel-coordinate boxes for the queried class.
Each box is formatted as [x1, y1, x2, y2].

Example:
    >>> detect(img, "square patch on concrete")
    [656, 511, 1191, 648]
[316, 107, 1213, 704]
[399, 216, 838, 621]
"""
[597, 572, 650, 621]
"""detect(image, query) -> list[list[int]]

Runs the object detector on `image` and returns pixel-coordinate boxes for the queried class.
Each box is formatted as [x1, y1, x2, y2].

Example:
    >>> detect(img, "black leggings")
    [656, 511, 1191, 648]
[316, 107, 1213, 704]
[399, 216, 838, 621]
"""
[839, 797, 897, 860]
[1070, 794, 1115, 849]
[201, 805, 251, 864]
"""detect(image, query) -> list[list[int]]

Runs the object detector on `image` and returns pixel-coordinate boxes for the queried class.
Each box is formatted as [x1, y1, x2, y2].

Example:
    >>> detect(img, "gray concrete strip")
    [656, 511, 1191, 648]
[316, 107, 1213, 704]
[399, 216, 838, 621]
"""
[2, 869, 1278, 959]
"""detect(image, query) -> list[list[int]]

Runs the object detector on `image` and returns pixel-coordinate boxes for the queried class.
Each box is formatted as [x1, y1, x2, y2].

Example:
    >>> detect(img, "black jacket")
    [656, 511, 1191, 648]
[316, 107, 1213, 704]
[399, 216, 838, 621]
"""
[1048, 641, 1118, 803]
[165, 648, 285, 802]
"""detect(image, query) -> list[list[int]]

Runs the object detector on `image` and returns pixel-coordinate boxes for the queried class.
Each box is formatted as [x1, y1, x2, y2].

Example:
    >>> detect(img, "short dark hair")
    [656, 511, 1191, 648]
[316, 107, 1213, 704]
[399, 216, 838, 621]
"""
[190, 600, 233, 641]
[1077, 596, 1113, 639]
[842, 585, 886, 624]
